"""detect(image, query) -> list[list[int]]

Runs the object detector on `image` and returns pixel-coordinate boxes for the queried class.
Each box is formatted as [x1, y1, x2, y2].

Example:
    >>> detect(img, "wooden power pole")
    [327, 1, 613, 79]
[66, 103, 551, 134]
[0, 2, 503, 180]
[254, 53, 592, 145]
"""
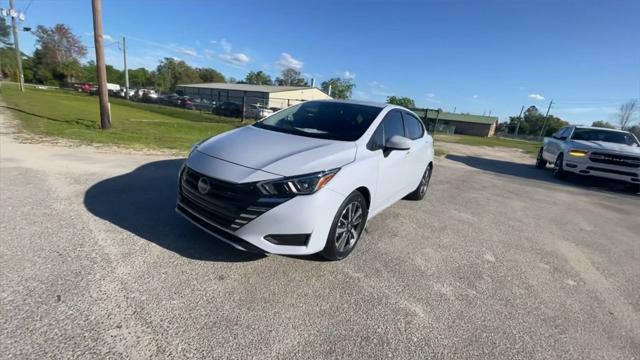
[91, 0, 112, 129]
[8, 0, 24, 92]
[123, 36, 129, 100]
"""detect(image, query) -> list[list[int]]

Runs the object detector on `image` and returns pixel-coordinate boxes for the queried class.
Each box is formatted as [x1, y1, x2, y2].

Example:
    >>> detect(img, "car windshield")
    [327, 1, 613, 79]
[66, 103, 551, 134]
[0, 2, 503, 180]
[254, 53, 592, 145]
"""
[571, 128, 639, 146]
[253, 101, 382, 141]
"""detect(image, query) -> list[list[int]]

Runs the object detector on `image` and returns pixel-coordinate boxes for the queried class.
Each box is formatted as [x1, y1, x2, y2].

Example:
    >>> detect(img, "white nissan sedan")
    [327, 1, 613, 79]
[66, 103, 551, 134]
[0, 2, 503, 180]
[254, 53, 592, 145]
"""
[177, 100, 434, 260]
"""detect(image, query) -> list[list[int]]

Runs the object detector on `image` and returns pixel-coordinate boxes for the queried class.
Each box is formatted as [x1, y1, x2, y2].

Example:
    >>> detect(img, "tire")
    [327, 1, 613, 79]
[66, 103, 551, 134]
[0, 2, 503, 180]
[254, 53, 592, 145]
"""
[553, 153, 566, 179]
[320, 191, 368, 261]
[535, 148, 547, 169]
[405, 164, 433, 201]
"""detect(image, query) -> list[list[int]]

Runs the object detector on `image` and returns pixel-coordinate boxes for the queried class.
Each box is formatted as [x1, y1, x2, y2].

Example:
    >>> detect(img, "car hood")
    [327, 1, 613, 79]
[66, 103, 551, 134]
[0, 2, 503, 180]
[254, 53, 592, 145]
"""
[569, 140, 640, 155]
[195, 126, 357, 177]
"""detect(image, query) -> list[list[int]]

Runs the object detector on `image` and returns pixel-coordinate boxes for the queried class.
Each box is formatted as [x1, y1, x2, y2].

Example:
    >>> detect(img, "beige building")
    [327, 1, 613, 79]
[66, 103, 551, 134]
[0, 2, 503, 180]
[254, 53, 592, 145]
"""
[176, 83, 331, 109]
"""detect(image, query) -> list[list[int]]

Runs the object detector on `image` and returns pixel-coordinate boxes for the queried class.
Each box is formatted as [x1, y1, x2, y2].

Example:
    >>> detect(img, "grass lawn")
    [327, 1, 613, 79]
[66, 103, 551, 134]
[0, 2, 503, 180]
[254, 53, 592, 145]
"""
[435, 133, 541, 156]
[0, 83, 243, 153]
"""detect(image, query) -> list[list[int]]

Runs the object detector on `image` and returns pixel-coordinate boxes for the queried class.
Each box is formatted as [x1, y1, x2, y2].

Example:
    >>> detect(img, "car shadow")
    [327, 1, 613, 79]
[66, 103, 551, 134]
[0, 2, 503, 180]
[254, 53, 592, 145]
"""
[446, 154, 638, 196]
[83, 159, 265, 262]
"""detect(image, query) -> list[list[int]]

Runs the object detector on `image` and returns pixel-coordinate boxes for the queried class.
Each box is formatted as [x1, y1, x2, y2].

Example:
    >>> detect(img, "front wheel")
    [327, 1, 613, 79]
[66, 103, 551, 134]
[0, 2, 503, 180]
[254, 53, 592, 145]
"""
[405, 165, 433, 200]
[553, 154, 566, 179]
[321, 191, 368, 261]
[535, 148, 547, 169]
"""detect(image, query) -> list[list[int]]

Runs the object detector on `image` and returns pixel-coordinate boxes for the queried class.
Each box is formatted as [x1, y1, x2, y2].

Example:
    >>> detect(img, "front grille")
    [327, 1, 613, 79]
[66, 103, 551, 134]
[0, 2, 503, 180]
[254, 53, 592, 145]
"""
[179, 167, 290, 232]
[589, 152, 640, 168]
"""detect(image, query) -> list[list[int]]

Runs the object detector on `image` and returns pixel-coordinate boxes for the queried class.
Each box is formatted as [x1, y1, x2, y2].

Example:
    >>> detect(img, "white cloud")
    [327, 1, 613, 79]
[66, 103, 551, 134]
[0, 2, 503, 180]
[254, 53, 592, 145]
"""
[204, 49, 215, 59]
[426, 93, 436, 98]
[176, 47, 198, 57]
[528, 93, 545, 101]
[472, 95, 479, 99]
[103, 34, 114, 41]
[220, 38, 232, 53]
[218, 52, 251, 66]
[275, 52, 303, 70]
[342, 71, 356, 80]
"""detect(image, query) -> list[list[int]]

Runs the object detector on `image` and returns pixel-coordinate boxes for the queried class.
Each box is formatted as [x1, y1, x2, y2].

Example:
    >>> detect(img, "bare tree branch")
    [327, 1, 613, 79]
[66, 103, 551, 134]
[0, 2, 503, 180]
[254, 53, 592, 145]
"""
[617, 100, 638, 130]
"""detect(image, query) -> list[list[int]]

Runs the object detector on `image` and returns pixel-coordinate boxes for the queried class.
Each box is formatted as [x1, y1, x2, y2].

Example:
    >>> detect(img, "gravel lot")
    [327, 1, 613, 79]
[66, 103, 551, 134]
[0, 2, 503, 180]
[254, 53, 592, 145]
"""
[1, 111, 639, 359]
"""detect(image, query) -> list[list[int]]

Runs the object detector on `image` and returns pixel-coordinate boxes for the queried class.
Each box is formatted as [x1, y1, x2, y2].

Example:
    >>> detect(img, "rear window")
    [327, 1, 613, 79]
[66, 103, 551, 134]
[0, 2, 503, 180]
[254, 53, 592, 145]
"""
[254, 101, 382, 141]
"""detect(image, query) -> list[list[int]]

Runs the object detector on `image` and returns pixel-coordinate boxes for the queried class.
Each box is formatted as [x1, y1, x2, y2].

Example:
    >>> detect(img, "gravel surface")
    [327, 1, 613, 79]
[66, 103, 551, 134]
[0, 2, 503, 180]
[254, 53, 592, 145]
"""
[1, 110, 639, 359]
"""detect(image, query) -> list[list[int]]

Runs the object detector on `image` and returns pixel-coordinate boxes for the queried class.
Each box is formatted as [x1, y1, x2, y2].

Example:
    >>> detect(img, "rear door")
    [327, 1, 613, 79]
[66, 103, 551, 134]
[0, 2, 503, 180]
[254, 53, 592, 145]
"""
[368, 110, 414, 211]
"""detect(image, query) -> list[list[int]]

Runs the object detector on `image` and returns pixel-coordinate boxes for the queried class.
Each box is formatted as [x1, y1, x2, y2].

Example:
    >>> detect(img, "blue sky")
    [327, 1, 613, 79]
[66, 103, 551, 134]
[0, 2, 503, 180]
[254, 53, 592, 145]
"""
[9, 0, 640, 123]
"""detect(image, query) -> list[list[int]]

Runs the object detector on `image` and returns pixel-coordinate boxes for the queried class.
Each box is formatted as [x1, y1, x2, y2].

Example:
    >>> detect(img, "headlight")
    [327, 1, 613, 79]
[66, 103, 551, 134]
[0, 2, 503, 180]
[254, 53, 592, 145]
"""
[569, 149, 588, 157]
[258, 169, 340, 196]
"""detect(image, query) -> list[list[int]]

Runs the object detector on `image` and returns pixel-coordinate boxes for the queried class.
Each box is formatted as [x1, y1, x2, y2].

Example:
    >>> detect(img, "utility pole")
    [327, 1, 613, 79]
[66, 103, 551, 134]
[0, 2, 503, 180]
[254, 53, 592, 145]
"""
[122, 36, 129, 100]
[91, 0, 111, 129]
[538, 100, 554, 138]
[514, 105, 524, 136]
[8, 0, 24, 92]
[433, 109, 441, 134]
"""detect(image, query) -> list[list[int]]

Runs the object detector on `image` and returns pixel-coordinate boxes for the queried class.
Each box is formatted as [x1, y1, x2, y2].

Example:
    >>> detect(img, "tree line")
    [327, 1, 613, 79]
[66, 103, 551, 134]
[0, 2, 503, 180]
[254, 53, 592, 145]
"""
[0, 21, 356, 99]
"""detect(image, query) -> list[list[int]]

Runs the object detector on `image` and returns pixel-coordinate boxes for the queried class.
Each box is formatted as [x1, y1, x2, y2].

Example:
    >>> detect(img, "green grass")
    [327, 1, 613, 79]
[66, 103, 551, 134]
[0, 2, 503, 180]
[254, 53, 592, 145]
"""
[435, 133, 541, 156]
[0, 84, 243, 153]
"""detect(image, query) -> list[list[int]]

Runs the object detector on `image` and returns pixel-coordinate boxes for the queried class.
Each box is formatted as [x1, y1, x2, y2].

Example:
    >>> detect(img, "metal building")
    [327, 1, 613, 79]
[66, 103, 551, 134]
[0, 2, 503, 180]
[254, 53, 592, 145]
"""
[175, 83, 331, 110]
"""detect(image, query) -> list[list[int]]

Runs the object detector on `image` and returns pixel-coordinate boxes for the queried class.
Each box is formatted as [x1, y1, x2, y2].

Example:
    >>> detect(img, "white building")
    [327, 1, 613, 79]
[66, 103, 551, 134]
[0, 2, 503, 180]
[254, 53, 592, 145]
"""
[175, 83, 332, 109]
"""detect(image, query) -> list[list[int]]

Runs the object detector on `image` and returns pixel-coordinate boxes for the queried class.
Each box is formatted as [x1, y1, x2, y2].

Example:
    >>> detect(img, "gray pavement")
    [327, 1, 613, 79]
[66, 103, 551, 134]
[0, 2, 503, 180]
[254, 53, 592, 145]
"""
[1, 120, 639, 359]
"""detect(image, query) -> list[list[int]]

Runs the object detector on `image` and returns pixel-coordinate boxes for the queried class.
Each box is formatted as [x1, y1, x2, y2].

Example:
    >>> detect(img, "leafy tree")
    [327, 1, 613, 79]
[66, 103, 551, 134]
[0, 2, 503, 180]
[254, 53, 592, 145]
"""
[321, 77, 355, 99]
[0, 17, 10, 45]
[155, 57, 200, 91]
[128, 67, 153, 88]
[32, 24, 86, 84]
[196, 67, 225, 83]
[591, 120, 616, 129]
[386, 96, 415, 108]
[245, 70, 273, 85]
[275, 68, 307, 86]
[105, 65, 123, 84]
[507, 105, 568, 136]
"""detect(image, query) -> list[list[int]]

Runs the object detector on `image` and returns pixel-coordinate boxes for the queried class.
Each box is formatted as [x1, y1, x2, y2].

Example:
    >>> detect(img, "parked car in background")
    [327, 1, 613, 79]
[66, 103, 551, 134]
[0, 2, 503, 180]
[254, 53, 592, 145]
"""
[179, 96, 194, 109]
[212, 101, 243, 117]
[177, 100, 434, 260]
[190, 98, 216, 112]
[536, 125, 640, 192]
[245, 104, 274, 119]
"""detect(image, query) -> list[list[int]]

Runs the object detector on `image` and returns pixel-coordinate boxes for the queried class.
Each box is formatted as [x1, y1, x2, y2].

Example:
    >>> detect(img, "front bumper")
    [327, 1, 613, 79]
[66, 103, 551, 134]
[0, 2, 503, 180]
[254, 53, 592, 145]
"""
[176, 168, 346, 255]
[563, 157, 640, 184]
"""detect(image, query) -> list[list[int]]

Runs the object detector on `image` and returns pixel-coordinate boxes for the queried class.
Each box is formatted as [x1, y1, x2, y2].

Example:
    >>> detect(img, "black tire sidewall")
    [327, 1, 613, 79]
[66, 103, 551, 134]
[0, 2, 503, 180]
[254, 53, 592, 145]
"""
[554, 154, 565, 178]
[321, 191, 368, 261]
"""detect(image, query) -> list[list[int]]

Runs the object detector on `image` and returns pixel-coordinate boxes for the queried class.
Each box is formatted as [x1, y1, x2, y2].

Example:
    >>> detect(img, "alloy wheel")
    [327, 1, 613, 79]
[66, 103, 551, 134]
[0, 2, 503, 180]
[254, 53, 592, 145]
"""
[335, 202, 364, 252]
[419, 167, 432, 196]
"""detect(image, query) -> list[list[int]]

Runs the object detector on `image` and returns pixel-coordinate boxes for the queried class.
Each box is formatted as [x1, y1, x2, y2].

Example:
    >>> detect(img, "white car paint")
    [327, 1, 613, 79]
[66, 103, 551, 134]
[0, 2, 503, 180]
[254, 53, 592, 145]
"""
[541, 126, 640, 184]
[176, 100, 434, 257]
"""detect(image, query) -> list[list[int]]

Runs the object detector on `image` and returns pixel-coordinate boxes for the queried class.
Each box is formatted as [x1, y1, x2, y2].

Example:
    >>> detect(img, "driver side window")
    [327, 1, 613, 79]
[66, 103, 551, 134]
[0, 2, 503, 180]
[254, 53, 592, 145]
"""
[367, 110, 404, 151]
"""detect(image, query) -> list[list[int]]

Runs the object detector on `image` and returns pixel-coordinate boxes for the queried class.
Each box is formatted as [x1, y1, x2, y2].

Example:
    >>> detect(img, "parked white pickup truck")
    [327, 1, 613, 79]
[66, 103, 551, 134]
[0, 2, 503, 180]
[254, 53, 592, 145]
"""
[536, 126, 640, 192]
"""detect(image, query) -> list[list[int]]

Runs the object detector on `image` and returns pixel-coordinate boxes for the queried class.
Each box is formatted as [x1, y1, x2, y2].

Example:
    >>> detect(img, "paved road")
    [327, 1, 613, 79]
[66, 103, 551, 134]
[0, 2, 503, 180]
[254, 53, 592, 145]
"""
[1, 116, 639, 359]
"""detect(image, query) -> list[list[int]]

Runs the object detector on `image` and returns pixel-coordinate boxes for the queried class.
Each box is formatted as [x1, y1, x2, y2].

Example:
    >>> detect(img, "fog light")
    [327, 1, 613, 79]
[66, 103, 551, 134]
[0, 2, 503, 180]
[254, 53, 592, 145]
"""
[264, 234, 310, 246]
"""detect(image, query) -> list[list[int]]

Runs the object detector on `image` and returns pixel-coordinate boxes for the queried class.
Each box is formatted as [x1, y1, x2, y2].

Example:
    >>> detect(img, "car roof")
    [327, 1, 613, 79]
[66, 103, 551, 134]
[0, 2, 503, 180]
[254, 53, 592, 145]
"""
[573, 126, 629, 133]
[309, 98, 389, 109]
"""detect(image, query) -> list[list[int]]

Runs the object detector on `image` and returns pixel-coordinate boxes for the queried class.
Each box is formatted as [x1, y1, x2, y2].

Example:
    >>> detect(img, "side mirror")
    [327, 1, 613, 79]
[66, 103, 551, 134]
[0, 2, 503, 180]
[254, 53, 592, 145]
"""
[386, 135, 412, 151]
